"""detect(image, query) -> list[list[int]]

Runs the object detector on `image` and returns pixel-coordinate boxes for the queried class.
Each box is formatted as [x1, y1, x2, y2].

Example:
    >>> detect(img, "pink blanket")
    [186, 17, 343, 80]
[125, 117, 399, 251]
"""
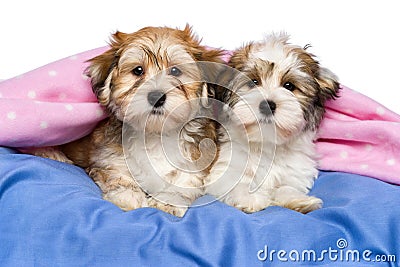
[0, 47, 108, 147]
[1, 47, 399, 184]
[317, 87, 400, 184]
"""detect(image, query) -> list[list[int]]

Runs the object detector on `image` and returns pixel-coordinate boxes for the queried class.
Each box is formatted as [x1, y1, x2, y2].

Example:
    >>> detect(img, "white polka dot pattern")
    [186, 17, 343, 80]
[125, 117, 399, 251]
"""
[316, 86, 400, 185]
[48, 70, 57, 77]
[7, 111, 16, 120]
[28, 90, 36, 99]
[40, 121, 48, 129]
[0, 46, 109, 147]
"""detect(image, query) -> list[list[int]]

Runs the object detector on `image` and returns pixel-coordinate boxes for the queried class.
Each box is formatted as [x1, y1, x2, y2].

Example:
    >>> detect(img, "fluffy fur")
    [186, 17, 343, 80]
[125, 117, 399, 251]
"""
[206, 33, 340, 213]
[46, 25, 223, 217]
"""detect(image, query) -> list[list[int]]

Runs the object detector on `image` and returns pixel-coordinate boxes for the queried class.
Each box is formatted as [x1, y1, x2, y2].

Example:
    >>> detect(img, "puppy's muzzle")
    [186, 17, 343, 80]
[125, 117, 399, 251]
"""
[148, 90, 167, 108]
[259, 100, 276, 116]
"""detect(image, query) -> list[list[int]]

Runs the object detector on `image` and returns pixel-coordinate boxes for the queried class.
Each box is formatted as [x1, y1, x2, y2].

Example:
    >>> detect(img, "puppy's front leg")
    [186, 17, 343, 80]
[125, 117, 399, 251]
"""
[221, 183, 273, 213]
[147, 197, 188, 217]
[89, 167, 148, 211]
[147, 186, 204, 217]
[26, 146, 73, 164]
[272, 185, 322, 214]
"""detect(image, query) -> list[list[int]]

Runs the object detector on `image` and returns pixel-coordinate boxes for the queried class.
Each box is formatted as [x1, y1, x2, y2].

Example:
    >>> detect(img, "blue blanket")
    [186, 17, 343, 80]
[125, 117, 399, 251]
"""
[0, 147, 398, 266]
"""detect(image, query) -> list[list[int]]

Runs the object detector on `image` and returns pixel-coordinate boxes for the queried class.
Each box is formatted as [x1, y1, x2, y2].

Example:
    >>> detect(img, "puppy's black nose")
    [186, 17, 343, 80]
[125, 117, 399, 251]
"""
[148, 91, 166, 108]
[259, 100, 276, 115]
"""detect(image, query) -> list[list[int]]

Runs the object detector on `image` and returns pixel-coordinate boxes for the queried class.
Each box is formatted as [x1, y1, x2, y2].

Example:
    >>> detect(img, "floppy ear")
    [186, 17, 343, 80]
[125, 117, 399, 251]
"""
[85, 31, 128, 106]
[315, 67, 340, 105]
[86, 49, 117, 106]
[304, 66, 340, 131]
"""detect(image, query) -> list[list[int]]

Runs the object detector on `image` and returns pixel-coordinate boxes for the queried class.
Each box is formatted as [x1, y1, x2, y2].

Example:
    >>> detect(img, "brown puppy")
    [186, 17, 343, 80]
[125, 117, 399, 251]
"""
[40, 25, 223, 217]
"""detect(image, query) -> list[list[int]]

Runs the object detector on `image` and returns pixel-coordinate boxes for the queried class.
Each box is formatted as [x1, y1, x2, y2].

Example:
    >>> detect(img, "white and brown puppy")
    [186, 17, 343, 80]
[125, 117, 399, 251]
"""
[51, 25, 223, 217]
[206, 33, 339, 214]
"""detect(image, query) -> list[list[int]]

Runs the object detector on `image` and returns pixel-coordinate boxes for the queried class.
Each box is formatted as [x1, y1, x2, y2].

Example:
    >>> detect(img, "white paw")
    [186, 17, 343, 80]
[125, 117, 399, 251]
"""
[104, 188, 148, 211]
[223, 187, 272, 213]
[148, 197, 188, 217]
[147, 192, 195, 217]
[278, 195, 322, 214]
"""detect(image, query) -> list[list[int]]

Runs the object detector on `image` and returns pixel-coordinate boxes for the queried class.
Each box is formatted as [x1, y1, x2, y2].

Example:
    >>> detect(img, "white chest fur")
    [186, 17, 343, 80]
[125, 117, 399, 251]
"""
[206, 125, 318, 208]
[123, 127, 207, 206]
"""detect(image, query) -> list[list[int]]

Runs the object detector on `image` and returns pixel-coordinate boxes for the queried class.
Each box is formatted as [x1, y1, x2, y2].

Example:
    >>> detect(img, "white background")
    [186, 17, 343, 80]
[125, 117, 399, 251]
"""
[1, 0, 399, 113]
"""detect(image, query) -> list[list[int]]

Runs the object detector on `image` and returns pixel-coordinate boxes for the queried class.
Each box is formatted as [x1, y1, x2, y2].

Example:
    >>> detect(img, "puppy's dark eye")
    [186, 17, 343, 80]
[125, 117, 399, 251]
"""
[132, 66, 144, 76]
[283, 82, 295, 91]
[169, 67, 182, 77]
[247, 79, 259, 88]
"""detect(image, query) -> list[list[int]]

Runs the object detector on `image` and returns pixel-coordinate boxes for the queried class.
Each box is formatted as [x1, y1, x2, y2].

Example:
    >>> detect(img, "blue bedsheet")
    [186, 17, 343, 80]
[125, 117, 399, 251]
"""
[0, 147, 398, 266]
